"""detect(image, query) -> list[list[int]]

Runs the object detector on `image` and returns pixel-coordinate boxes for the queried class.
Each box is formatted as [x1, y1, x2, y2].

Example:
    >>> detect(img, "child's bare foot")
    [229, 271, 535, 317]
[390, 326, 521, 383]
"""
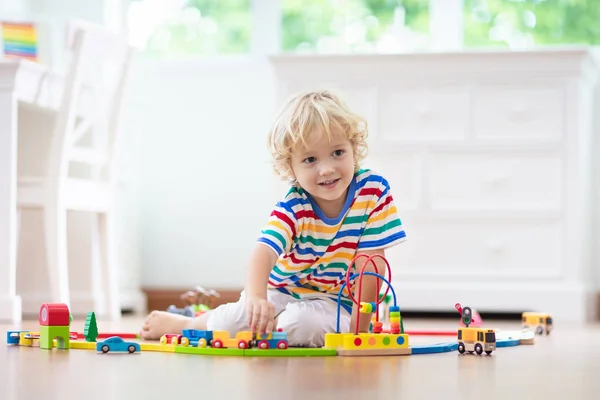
[140, 311, 191, 340]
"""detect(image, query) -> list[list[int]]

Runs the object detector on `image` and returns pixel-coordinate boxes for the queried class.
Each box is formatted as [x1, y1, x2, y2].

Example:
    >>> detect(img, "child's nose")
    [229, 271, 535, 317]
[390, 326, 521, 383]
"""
[319, 164, 335, 176]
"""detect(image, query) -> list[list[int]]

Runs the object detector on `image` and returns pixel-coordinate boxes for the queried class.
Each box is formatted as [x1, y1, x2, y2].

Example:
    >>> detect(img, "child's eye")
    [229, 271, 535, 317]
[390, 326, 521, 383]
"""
[303, 157, 316, 164]
[333, 149, 345, 157]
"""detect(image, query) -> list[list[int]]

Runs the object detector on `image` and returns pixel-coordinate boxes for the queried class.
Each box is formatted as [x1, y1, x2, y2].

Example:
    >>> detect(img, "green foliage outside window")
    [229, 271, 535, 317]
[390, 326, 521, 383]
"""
[464, 0, 600, 48]
[281, 0, 429, 52]
[136, 0, 251, 57]
[131, 0, 600, 57]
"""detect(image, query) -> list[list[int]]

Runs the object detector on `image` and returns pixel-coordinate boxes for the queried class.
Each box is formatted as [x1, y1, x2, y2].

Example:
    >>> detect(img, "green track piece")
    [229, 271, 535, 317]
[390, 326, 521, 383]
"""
[172, 345, 337, 357]
[243, 347, 337, 357]
[174, 346, 245, 356]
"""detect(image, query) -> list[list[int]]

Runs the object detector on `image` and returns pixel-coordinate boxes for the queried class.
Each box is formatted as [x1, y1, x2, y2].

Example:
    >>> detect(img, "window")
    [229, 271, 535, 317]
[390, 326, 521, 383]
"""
[125, 0, 600, 58]
[477, 331, 483, 341]
[464, 0, 600, 49]
[127, 0, 252, 58]
[281, 0, 430, 53]
[485, 332, 495, 343]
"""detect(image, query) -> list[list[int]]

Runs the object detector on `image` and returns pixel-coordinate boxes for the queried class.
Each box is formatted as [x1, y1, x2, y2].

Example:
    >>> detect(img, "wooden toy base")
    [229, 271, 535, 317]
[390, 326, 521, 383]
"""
[336, 348, 411, 356]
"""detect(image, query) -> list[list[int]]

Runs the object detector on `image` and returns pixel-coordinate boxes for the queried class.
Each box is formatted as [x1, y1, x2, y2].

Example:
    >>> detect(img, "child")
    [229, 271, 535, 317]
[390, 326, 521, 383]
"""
[140, 90, 407, 347]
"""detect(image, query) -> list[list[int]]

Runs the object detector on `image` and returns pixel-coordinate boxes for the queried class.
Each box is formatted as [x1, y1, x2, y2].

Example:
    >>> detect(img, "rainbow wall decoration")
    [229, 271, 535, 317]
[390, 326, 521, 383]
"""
[1, 21, 38, 62]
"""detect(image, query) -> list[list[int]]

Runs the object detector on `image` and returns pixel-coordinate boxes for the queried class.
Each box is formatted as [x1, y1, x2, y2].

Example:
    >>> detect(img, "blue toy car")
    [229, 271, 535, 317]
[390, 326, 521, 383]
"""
[96, 336, 140, 354]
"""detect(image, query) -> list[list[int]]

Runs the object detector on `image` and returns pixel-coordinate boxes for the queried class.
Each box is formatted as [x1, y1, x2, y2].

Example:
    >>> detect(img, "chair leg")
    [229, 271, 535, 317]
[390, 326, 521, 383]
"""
[43, 203, 70, 307]
[97, 211, 121, 320]
[89, 212, 105, 316]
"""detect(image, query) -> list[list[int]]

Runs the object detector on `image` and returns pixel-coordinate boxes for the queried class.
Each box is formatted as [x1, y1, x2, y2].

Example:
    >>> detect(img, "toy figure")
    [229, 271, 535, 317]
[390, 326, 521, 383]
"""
[167, 286, 220, 317]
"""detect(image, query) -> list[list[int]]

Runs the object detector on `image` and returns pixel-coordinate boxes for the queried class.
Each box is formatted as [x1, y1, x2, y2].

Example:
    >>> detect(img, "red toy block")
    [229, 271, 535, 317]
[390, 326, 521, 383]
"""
[39, 303, 71, 326]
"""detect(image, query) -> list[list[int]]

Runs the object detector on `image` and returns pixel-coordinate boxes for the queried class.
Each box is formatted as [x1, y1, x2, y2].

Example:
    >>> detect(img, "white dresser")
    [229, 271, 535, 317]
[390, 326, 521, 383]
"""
[269, 48, 600, 323]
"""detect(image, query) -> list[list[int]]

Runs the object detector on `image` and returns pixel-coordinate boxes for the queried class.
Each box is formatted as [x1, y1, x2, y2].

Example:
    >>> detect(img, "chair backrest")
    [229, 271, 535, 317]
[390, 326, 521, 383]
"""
[48, 20, 134, 184]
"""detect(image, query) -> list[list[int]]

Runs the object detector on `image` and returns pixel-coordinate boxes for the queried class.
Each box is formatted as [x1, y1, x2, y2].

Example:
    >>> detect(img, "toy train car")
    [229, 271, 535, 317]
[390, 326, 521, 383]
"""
[159, 329, 289, 350]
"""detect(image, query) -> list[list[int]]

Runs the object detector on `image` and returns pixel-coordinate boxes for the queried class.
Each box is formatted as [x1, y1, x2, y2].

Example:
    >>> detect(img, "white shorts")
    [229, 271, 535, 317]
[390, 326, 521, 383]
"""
[206, 289, 351, 347]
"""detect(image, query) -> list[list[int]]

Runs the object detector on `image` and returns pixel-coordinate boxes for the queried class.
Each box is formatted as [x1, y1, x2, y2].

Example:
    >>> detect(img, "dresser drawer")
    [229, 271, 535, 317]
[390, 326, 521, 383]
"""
[472, 83, 564, 140]
[428, 152, 562, 211]
[378, 85, 470, 141]
[392, 218, 562, 278]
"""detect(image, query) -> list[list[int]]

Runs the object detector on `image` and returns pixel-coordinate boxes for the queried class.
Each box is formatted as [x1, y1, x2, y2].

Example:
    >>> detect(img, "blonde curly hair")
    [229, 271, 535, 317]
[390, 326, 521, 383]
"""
[267, 90, 368, 182]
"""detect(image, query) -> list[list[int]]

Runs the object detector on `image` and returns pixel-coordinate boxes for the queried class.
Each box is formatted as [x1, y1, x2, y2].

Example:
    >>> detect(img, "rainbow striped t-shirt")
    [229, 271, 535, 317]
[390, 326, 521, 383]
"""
[257, 169, 407, 313]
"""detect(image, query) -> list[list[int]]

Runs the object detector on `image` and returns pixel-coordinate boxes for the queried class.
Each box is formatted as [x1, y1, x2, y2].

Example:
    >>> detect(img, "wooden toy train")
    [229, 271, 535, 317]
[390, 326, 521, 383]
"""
[160, 328, 289, 350]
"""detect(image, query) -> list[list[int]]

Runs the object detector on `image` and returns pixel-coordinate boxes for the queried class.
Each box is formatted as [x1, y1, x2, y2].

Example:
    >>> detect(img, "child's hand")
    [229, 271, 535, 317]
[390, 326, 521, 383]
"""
[246, 296, 276, 335]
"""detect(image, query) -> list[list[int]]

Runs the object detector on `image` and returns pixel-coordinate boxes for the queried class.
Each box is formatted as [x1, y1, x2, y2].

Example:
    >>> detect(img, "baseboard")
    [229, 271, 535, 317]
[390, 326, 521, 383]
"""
[393, 282, 596, 324]
[142, 287, 242, 313]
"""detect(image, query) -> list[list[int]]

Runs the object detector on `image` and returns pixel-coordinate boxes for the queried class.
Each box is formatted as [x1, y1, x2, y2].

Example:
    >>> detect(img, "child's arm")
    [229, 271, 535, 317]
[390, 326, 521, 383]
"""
[244, 243, 279, 334]
[349, 248, 387, 333]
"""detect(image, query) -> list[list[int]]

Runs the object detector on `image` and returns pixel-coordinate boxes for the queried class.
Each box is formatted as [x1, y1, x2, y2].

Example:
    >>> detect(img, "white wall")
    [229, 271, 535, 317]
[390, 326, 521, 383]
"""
[129, 57, 287, 289]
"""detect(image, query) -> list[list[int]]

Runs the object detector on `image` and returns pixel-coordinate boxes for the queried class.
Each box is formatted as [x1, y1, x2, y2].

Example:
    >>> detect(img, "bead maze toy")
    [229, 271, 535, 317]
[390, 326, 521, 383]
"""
[324, 254, 411, 356]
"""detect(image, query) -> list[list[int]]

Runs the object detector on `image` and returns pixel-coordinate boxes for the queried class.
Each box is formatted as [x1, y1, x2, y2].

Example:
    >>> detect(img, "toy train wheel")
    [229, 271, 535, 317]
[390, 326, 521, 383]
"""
[198, 338, 207, 348]
[170, 337, 179, 345]
[101, 345, 110, 353]
[159, 335, 167, 345]
[181, 337, 190, 347]
[277, 341, 288, 350]
[128, 345, 136, 353]
[475, 344, 483, 355]
[213, 339, 223, 348]
[238, 340, 249, 349]
[485, 350, 492, 355]
[258, 340, 269, 349]
[536, 326, 544, 335]
[457, 342, 465, 354]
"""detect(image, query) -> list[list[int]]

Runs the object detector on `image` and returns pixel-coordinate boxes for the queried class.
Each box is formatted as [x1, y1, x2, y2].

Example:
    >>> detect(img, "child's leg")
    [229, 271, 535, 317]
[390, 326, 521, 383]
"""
[140, 290, 290, 340]
[276, 298, 351, 347]
[206, 290, 289, 335]
[140, 310, 211, 340]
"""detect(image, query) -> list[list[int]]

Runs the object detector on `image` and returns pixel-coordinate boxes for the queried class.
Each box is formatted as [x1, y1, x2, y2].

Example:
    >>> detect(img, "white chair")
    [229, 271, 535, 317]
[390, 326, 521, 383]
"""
[17, 21, 134, 320]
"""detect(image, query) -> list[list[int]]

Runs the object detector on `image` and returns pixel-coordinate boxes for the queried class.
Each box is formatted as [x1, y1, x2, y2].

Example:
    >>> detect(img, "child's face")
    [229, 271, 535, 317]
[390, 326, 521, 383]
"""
[290, 128, 355, 215]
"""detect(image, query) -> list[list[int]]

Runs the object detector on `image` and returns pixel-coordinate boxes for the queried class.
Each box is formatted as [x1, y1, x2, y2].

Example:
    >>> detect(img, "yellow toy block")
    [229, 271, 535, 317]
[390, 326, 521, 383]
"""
[324, 332, 411, 356]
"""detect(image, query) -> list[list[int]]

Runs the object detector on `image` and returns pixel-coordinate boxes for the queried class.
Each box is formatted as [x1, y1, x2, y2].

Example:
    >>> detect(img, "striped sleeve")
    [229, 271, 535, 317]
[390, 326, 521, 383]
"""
[357, 178, 406, 250]
[257, 199, 298, 256]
